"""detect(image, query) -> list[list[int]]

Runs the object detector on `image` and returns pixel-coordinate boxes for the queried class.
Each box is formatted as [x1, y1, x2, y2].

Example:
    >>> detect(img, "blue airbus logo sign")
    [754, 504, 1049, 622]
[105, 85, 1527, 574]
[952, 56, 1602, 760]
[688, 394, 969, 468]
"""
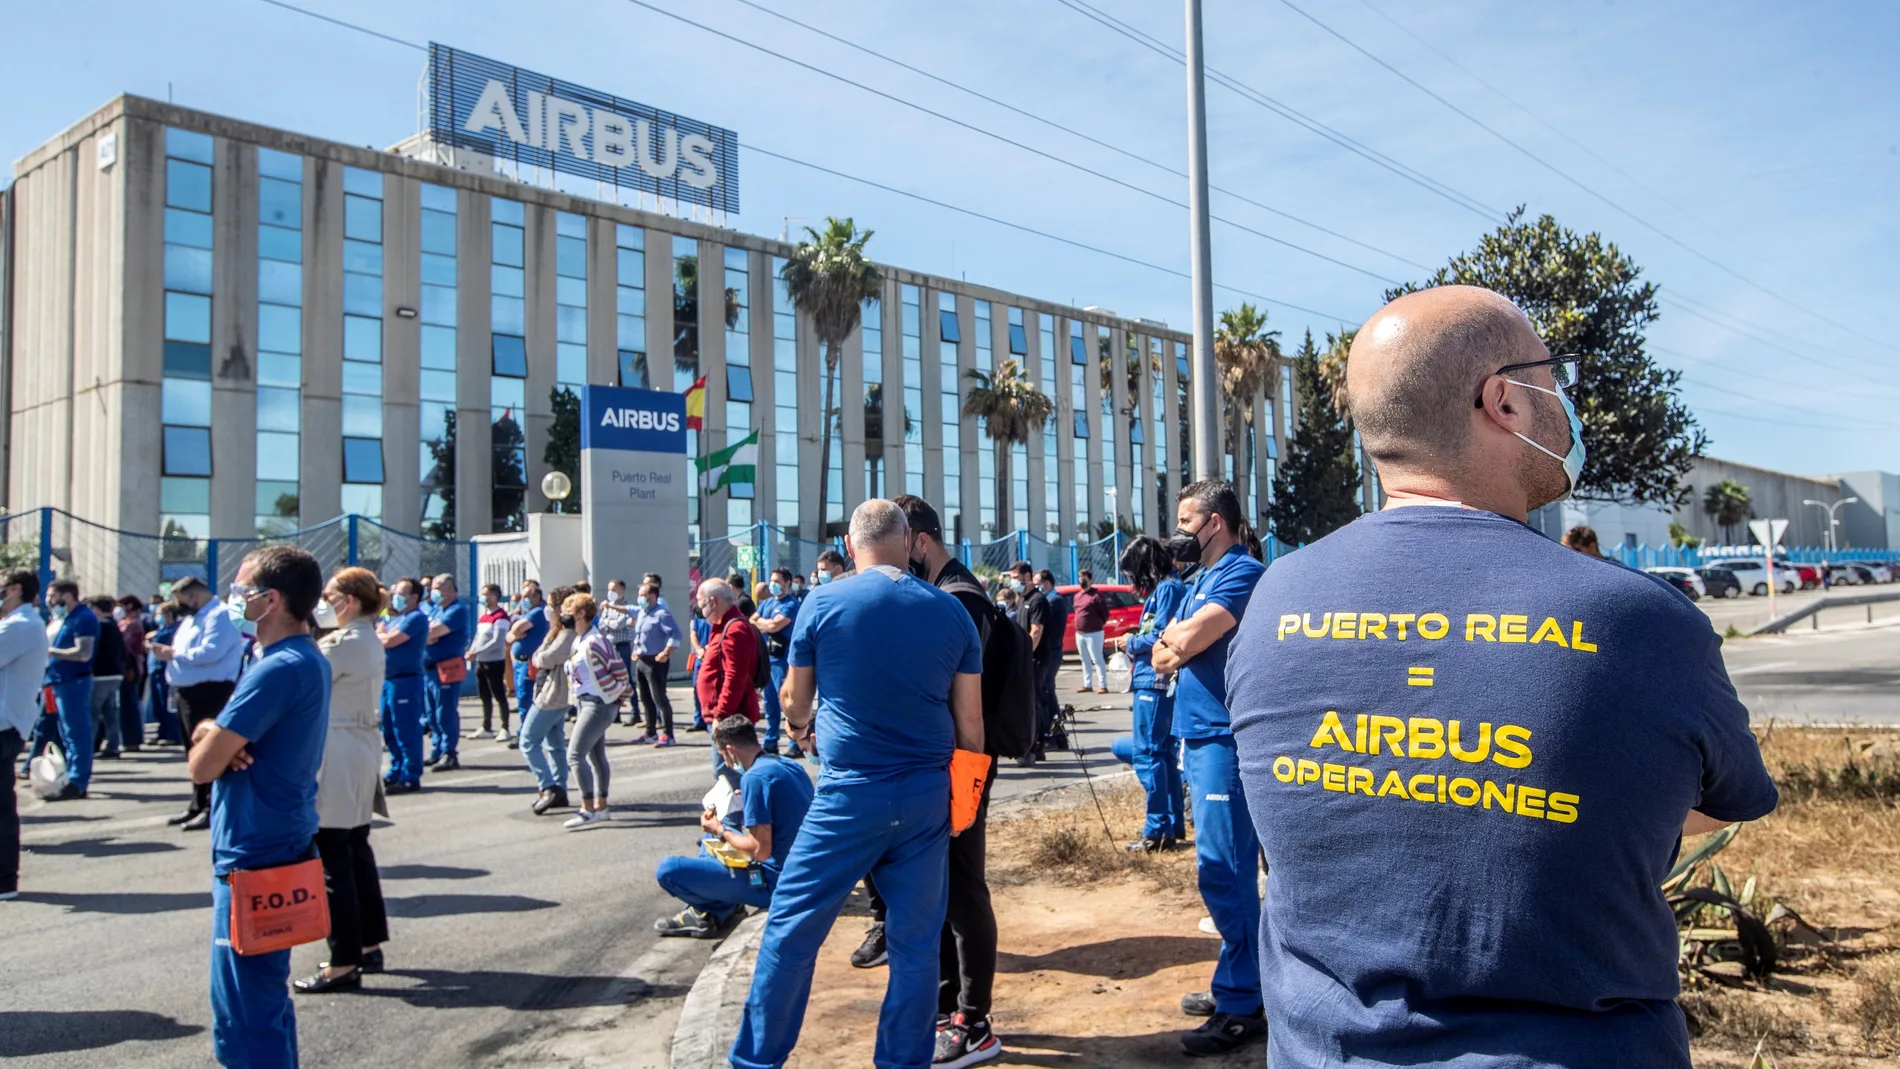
[427, 43, 740, 214]
[581, 386, 688, 455]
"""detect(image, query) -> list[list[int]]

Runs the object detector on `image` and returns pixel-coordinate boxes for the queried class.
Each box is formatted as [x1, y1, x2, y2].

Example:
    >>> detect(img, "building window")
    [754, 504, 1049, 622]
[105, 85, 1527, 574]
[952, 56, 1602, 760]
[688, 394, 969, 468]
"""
[337, 166, 384, 521]
[419, 182, 458, 538]
[1038, 314, 1058, 543]
[976, 301, 994, 537]
[616, 224, 647, 387]
[1152, 337, 1169, 526]
[251, 147, 303, 536]
[862, 295, 885, 500]
[161, 127, 215, 551]
[773, 256, 798, 533]
[940, 293, 961, 543]
[490, 197, 528, 532]
[1101, 330, 1119, 533]
[1179, 342, 1194, 487]
[1071, 321, 1090, 537]
[723, 247, 752, 535]
[674, 235, 700, 542]
[901, 285, 922, 497]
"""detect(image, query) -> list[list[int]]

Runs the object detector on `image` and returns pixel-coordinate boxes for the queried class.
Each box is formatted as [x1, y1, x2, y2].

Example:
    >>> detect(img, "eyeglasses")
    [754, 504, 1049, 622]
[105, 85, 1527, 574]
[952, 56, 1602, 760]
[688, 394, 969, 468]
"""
[1474, 353, 1581, 408]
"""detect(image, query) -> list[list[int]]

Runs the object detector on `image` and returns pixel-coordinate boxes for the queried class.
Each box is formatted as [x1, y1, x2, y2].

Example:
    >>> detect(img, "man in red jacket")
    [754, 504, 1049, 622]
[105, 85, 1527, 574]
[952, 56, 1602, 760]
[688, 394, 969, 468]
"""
[694, 578, 759, 785]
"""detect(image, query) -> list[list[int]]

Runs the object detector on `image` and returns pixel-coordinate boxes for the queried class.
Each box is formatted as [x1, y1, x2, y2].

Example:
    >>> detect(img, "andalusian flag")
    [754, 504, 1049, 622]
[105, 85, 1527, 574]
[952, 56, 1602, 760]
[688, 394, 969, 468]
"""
[684, 375, 707, 431]
[696, 429, 759, 491]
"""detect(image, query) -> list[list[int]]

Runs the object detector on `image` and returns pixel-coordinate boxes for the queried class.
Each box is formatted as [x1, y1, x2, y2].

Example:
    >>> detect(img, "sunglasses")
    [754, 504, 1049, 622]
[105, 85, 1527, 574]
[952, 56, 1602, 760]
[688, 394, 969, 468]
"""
[1474, 353, 1581, 408]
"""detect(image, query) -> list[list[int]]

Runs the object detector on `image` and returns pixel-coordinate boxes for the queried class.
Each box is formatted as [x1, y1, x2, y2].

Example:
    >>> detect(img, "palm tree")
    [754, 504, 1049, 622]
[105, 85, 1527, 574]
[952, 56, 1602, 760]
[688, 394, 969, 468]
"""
[1319, 328, 1355, 421]
[1702, 479, 1751, 545]
[780, 218, 883, 535]
[963, 359, 1053, 532]
[1215, 304, 1281, 499]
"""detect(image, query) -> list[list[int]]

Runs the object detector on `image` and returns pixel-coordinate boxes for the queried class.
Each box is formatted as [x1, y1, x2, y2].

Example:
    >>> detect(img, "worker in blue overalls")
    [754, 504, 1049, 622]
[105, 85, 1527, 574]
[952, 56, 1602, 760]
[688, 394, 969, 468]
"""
[378, 578, 432, 793]
[507, 581, 549, 718]
[422, 573, 471, 773]
[750, 567, 803, 758]
[1116, 535, 1190, 854]
[1150, 479, 1268, 1057]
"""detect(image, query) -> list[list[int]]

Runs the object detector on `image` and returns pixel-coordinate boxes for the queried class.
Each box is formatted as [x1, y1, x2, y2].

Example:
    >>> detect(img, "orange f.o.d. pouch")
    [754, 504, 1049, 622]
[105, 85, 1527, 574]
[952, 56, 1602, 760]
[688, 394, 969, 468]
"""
[950, 749, 993, 835]
[227, 857, 330, 956]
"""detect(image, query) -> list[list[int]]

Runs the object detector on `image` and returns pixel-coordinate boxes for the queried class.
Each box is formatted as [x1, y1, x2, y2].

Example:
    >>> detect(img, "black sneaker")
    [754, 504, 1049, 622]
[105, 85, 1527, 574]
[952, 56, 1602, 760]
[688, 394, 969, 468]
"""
[654, 907, 718, 938]
[933, 1013, 1002, 1067]
[423, 753, 443, 767]
[1179, 990, 1216, 1017]
[849, 922, 888, 968]
[433, 754, 460, 772]
[51, 784, 87, 802]
[1181, 1012, 1267, 1056]
[531, 790, 556, 815]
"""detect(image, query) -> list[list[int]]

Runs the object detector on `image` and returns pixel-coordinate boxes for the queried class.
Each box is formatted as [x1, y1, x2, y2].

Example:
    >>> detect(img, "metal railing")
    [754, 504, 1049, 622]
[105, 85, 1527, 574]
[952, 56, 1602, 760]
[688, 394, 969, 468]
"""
[1748, 589, 1900, 635]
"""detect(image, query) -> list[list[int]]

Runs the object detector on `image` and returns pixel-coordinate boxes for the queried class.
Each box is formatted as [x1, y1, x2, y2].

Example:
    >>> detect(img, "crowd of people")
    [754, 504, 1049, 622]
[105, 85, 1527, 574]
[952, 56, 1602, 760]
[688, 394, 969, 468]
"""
[2, 282, 1786, 1069]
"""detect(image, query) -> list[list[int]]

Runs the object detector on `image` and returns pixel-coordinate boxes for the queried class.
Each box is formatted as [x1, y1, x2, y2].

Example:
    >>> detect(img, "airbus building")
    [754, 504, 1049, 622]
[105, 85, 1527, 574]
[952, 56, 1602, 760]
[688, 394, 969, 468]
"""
[2, 45, 1304, 564]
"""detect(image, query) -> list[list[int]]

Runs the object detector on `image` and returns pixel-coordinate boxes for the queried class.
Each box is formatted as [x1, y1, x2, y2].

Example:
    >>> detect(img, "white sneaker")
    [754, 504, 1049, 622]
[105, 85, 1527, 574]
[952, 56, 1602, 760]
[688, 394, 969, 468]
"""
[564, 809, 608, 831]
[494, 730, 511, 742]
[1198, 916, 1218, 935]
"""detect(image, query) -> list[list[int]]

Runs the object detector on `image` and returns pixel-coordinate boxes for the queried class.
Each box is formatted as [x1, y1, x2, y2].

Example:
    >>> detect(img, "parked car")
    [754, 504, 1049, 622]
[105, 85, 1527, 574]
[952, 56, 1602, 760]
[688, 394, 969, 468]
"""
[1828, 564, 1878, 586]
[1708, 559, 1797, 596]
[1774, 561, 1824, 589]
[1643, 566, 1705, 601]
[1696, 567, 1743, 599]
[1857, 562, 1894, 583]
[1054, 584, 1144, 654]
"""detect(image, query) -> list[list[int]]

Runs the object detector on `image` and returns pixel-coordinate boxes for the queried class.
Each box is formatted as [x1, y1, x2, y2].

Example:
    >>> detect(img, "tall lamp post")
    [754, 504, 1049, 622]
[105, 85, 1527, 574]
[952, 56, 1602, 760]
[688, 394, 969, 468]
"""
[1803, 496, 1857, 585]
[1184, 0, 1219, 481]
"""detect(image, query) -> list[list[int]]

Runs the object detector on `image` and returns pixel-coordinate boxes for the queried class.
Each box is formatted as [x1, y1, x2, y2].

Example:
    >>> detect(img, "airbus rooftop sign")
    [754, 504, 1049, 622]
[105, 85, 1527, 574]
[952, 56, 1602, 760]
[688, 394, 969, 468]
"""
[427, 43, 740, 214]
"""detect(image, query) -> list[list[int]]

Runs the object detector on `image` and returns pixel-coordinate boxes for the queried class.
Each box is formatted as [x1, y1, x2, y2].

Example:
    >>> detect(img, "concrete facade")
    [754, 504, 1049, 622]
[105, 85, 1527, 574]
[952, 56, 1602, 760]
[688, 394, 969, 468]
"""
[5, 96, 1304, 557]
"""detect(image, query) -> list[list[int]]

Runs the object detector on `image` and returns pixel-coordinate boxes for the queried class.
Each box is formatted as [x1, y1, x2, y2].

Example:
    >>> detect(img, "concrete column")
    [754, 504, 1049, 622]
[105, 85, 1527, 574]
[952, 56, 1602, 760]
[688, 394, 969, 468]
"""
[586, 216, 618, 387]
[956, 297, 980, 540]
[1023, 311, 1046, 545]
[1110, 329, 1133, 531]
[698, 239, 729, 537]
[1083, 323, 1104, 538]
[795, 301, 823, 539]
[301, 157, 344, 524]
[840, 281, 866, 515]
[918, 289, 943, 519]
[454, 191, 492, 538]
[644, 228, 674, 392]
[1254, 383, 1271, 527]
[209, 134, 257, 540]
[522, 202, 556, 516]
[751, 250, 777, 524]
[380, 173, 421, 533]
[1052, 317, 1075, 544]
[875, 281, 903, 504]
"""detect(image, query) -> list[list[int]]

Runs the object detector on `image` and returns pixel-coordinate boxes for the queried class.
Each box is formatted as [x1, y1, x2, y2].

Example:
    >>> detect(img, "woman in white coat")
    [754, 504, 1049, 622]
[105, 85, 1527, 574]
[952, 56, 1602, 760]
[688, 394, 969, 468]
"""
[295, 566, 390, 994]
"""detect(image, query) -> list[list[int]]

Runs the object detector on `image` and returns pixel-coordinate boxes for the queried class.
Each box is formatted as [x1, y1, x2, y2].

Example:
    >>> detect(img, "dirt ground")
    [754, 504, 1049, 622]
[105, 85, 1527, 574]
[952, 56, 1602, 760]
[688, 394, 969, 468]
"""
[781, 729, 1900, 1068]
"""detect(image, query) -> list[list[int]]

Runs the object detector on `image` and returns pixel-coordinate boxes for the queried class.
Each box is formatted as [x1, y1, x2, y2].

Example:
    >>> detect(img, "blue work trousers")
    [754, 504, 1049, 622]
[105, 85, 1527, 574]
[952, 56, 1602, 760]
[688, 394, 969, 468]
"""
[759, 659, 788, 751]
[731, 772, 951, 1069]
[656, 849, 775, 924]
[517, 703, 569, 791]
[381, 676, 426, 787]
[513, 659, 533, 714]
[424, 672, 463, 758]
[1133, 689, 1186, 841]
[210, 877, 298, 1068]
[1183, 734, 1262, 1017]
[51, 677, 94, 791]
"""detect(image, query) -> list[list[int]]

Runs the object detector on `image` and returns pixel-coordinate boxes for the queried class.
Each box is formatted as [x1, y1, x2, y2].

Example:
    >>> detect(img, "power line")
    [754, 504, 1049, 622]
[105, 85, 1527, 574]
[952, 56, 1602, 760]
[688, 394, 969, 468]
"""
[1050, 0, 1501, 222]
[1652, 344, 1900, 403]
[242, 0, 1360, 325]
[1689, 404, 1859, 434]
[1658, 298, 1866, 380]
[1275, 0, 1900, 356]
[1679, 376, 1892, 428]
[617, 0, 1403, 285]
[723, 0, 1429, 272]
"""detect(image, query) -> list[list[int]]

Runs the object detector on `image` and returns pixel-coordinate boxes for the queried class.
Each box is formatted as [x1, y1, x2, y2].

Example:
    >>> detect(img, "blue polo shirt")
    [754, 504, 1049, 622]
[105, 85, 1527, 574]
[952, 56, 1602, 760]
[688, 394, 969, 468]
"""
[1124, 576, 1188, 693]
[1227, 507, 1779, 1068]
[384, 609, 430, 679]
[740, 755, 816, 874]
[424, 598, 471, 667]
[210, 634, 331, 876]
[757, 594, 800, 663]
[1172, 545, 1265, 739]
[788, 565, 983, 783]
[46, 604, 101, 684]
[510, 605, 549, 660]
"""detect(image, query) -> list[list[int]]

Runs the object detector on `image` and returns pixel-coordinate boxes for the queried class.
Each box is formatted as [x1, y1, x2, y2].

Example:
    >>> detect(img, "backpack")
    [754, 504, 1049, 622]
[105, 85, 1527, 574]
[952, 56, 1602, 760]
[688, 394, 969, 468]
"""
[941, 579, 1038, 759]
[746, 620, 772, 691]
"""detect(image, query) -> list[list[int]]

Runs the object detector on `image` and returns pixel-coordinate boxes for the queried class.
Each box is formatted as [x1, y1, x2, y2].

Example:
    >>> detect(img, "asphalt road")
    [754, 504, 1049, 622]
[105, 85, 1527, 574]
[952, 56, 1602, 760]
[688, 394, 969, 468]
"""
[4, 667, 1135, 1069]
[1692, 585, 1900, 725]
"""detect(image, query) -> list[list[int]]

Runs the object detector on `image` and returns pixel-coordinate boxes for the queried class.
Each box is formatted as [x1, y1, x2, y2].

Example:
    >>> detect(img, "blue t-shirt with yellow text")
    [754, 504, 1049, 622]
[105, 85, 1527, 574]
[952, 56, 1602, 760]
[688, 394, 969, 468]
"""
[1228, 507, 1777, 1069]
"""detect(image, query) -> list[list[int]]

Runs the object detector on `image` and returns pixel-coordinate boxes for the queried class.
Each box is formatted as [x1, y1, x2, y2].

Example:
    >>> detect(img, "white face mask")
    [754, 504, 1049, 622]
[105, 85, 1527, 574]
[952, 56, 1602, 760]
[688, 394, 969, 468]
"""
[314, 599, 339, 629]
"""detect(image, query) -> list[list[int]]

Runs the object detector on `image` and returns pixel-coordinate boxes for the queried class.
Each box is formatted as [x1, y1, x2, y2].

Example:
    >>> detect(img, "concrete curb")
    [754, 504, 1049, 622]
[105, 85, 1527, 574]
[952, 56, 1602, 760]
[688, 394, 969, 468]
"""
[668, 911, 767, 1069]
[665, 768, 1138, 1069]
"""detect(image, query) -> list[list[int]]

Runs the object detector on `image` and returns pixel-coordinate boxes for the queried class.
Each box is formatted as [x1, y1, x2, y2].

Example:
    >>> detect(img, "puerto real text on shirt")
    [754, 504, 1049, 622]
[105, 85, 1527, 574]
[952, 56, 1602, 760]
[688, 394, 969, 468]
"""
[1264, 608, 1597, 825]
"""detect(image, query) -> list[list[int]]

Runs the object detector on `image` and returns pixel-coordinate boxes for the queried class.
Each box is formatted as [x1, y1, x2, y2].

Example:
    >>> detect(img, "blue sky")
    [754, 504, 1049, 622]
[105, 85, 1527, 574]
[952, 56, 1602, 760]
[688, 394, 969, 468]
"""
[6, 0, 1895, 478]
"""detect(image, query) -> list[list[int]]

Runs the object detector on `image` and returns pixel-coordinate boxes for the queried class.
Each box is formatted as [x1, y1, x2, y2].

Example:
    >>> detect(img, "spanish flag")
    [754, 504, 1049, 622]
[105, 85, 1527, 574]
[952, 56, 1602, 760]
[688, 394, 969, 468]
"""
[684, 375, 706, 431]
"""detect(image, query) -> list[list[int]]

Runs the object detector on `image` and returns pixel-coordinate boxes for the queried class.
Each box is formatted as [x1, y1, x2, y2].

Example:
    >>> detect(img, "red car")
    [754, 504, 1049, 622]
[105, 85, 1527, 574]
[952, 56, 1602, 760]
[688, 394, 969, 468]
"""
[1054, 584, 1144, 654]
[1777, 561, 1823, 590]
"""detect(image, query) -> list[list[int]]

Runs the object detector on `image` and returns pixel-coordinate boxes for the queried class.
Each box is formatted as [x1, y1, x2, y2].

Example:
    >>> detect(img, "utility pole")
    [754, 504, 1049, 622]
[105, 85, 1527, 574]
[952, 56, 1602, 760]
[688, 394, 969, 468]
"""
[1185, 0, 1220, 482]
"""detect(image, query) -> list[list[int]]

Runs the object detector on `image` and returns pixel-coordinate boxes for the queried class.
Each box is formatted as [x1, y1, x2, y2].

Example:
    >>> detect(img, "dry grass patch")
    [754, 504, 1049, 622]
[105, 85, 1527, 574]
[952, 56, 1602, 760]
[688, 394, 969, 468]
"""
[990, 778, 1198, 894]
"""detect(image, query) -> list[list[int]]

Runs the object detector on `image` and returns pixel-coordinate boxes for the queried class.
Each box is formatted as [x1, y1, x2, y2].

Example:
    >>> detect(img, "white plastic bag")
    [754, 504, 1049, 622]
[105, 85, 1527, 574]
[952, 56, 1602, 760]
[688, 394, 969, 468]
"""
[29, 745, 68, 800]
[1107, 650, 1133, 693]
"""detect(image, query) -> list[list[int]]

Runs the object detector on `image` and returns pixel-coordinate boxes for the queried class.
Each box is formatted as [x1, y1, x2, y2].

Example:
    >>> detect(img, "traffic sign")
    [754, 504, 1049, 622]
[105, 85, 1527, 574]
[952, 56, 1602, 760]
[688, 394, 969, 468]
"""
[1748, 519, 1789, 548]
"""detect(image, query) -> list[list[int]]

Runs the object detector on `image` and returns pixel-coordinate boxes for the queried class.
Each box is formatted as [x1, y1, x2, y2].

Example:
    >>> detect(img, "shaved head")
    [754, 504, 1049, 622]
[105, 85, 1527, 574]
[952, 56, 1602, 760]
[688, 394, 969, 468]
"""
[1345, 286, 1546, 469]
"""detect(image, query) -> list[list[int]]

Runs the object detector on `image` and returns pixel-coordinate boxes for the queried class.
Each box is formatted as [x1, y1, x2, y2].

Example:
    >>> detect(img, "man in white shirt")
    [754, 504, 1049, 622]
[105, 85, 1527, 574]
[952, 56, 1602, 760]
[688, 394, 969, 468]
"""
[149, 575, 246, 831]
[0, 568, 53, 899]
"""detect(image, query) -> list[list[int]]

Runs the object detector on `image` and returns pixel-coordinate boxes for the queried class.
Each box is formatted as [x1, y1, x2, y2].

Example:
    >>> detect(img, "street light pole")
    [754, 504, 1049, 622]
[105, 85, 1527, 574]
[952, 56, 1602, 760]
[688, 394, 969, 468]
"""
[1184, 0, 1220, 482]
[1803, 496, 1858, 584]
